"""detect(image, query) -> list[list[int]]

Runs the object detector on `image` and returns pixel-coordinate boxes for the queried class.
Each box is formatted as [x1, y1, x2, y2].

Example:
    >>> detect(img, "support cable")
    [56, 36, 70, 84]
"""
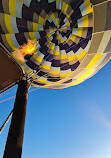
[0, 110, 13, 134]
[0, 87, 40, 134]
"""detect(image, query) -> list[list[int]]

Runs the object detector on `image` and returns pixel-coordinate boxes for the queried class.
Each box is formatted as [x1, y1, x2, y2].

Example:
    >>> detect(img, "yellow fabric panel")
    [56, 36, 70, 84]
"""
[86, 54, 102, 69]
[61, 27, 68, 31]
[5, 15, 14, 33]
[29, 32, 36, 40]
[70, 34, 76, 42]
[45, 14, 49, 21]
[30, 71, 34, 76]
[9, 0, 16, 16]
[47, 32, 52, 38]
[55, 18, 59, 26]
[31, 83, 39, 87]
[19, 0, 24, 3]
[49, 44, 55, 50]
[33, 23, 38, 32]
[77, 50, 86, 60]
[49, 70, 60, 74]
[60, 38, 65, 43]
[65, 21, 70, 27]
[66, 13, 70, 18]
[37, 78, 47, 83]
[55, 84, 61, 87]
[66, 38, 69, 43]
[31, 74, 36, 79]
[77, 28, 83, 37]
[62, 2, 68, 13]
[47, 38, 52, 44]
[42, 64, 50, 70]
[84, 0, 93, 14]
[51, 14, 55, 21]
[83, 15, 88, 27]
[49, 28, 56, 33]
[70, 79, 82, 86]
[54, 50, 60, 56]
[60, 72, 71, 78]
[78, 69, 94, 80]
[5, 34, 16, 50]
[57, 33, 60, 40]
[60, 54, 67, 59]
[57, 34, 65, 43]
[33, 54, 43, 63]
[45, 82, 51, 86]
[68, 54, 76, 62]
[38, 16, 45, 25]
[22, 65, 30, 74]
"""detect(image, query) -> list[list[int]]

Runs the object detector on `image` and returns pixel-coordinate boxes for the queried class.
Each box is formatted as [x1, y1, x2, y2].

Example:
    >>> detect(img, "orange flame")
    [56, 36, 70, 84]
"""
[18, 39, 38, 57]
[12, 39, 39, 64]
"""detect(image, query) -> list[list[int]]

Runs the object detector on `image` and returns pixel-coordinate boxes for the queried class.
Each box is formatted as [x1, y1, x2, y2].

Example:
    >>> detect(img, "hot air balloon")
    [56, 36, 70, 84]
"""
[0, 0, 111, 157]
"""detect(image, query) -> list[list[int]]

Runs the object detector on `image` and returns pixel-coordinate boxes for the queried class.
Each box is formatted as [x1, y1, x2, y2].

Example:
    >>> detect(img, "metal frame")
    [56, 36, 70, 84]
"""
[0, 43, 24, 93]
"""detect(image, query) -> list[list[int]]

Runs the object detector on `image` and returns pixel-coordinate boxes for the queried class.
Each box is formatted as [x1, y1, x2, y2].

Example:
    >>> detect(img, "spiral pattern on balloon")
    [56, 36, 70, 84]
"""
[0, 0, 93, 88]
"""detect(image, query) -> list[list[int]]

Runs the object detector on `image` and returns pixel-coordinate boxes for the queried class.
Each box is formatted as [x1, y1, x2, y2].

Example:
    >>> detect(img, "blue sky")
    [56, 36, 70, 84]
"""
[0, 61, 111, 158]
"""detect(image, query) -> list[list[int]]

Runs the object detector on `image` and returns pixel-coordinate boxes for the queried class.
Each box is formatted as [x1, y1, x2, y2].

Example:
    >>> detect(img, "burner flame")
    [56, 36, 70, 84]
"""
[18, 39, 38, 57]
[12, 39, 39, 63]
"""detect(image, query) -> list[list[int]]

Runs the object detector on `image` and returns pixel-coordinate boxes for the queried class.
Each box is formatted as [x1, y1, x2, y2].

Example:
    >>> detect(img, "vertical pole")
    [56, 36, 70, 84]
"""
[3, 80, 30, 158]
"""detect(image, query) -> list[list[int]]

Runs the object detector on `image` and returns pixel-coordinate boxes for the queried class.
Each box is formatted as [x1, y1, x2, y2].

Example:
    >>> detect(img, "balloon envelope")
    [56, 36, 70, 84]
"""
[0, 0, 110, 89]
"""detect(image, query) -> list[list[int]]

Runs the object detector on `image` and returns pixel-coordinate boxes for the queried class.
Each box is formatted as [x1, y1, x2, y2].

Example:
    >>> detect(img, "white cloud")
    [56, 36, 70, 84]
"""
[82, 100, 111, 129]
[89, 105, 111, 129]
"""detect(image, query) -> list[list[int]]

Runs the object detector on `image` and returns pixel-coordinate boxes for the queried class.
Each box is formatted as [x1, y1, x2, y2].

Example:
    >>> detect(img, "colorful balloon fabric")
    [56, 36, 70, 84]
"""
[0, 0, 111, 89]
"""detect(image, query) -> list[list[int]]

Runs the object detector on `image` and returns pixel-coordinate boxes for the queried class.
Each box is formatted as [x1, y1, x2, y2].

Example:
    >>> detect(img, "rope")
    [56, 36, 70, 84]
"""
[0, 110, 13, 134]
[0, 87, 41, 134]
[0, 87, 40, 104]
[0, 90, 16, 98]
[0, 96, 15, 104]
